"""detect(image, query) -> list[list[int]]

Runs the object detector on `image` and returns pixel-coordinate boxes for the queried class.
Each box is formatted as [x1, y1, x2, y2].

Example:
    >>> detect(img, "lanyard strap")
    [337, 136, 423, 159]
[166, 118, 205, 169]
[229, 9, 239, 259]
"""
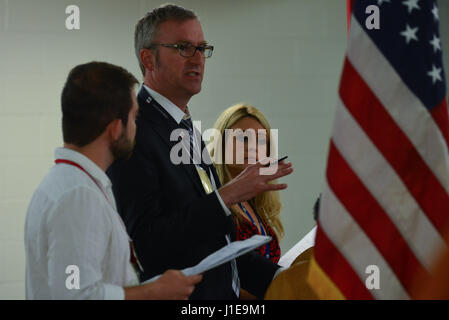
[54, 159, 144, 274]
[55, 159, 109, 202]
[238, 202, 270, 259]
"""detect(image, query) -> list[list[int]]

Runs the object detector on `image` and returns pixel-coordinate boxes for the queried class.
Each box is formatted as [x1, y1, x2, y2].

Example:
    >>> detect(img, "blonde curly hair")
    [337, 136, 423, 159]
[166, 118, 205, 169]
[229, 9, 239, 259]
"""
[209, 103, 284, 241]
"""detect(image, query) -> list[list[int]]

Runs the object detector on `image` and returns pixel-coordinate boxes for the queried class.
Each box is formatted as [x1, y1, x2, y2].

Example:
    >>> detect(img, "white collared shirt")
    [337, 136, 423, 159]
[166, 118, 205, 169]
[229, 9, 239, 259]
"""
[25, 148, 139, 300]
[143, 85, 231, 216]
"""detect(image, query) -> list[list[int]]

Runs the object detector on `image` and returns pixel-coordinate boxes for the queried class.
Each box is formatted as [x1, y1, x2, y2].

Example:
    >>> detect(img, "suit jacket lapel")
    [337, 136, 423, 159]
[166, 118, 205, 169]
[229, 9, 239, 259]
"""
[137, 86, 206, 195]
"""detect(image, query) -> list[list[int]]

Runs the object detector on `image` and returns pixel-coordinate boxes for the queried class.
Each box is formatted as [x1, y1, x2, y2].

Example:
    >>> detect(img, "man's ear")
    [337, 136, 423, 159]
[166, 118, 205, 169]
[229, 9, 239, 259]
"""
[107, 118, 123, 141]
[140, 48, 155, 72]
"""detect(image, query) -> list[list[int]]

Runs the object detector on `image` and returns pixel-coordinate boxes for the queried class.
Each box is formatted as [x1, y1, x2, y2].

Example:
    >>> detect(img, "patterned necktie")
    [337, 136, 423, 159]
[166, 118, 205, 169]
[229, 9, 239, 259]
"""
[180, 115, 241, 298]
[180, 116, 201, 166]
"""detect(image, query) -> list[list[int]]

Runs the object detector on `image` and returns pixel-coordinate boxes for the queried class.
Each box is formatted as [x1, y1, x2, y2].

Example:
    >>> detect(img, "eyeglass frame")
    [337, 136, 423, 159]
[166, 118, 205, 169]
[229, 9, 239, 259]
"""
[147, 43, 214, 58]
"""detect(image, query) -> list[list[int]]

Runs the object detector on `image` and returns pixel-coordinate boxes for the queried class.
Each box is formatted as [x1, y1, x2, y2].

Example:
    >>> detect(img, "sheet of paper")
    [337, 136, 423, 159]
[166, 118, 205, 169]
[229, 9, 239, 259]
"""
[278, 226, 316, 268]
[143, 235, 272, 283]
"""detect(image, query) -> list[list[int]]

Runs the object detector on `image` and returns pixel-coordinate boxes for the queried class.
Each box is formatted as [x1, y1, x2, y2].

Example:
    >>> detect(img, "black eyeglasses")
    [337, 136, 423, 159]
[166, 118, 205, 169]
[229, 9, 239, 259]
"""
[149, 43, 214, 58]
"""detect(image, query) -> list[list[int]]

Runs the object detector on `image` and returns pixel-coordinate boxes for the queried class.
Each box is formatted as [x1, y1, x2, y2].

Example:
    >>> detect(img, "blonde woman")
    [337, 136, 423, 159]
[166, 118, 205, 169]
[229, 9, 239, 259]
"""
[209, 103, 284, 263]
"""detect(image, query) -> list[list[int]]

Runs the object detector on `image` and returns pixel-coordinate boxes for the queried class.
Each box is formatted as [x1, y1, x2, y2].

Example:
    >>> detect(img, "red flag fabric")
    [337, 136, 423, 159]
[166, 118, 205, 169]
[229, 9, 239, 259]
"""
[308, 0, 449, 299]
[347, 0, 354, 33]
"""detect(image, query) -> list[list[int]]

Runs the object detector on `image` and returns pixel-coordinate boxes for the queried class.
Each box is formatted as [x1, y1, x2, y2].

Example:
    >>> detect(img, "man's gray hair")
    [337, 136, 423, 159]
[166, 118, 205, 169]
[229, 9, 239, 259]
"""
[134, 4, 197, 76]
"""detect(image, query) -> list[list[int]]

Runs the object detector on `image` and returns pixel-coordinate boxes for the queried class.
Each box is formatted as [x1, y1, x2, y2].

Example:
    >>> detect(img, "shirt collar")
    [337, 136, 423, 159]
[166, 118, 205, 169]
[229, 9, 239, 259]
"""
[54, 147, 112, 190]
[143, 84, 188, 124]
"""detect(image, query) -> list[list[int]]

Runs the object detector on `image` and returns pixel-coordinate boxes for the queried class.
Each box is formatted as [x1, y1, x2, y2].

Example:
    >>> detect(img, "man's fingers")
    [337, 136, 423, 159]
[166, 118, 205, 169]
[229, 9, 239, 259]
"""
[275, 165, 294, 179]
[186, 285, 195, 295]
[260, 163, 293, 179]
[267, 161, 292, 171]
[186, 274, 203, 285]
[264, 183, 288, 191]
[182, 275, 202, 299]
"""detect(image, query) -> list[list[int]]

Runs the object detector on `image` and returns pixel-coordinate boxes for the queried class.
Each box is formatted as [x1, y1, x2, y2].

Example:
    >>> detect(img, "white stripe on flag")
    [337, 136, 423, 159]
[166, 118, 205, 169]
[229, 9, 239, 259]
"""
[333, 99, 446, 270]
[347, 16, 449, 194]
[319, 181, 409, 300]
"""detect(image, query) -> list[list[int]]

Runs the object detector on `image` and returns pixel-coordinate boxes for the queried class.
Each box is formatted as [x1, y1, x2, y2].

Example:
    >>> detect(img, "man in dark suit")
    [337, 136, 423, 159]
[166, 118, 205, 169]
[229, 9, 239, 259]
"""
[108, 4, 294, 299]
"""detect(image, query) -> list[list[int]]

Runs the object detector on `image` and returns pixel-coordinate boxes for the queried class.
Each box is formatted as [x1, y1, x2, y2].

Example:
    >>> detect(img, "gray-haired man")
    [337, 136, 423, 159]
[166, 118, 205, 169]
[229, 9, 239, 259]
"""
[108, 4, 293, 299]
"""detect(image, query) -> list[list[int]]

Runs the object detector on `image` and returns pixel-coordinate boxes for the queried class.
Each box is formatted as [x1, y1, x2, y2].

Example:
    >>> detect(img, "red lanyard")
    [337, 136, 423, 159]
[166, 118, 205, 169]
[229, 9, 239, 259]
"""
[55, 159, 109, 201]
[55, 158, 144, 274]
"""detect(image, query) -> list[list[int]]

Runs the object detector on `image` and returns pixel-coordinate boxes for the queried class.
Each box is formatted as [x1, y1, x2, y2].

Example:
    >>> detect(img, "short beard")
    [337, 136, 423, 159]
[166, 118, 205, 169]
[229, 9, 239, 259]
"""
[110, 130, 135, 161]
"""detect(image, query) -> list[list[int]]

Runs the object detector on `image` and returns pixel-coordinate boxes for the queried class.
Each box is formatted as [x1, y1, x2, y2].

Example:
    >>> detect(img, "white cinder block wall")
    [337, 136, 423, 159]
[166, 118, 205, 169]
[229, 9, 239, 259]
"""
[1, 0, 448, 299]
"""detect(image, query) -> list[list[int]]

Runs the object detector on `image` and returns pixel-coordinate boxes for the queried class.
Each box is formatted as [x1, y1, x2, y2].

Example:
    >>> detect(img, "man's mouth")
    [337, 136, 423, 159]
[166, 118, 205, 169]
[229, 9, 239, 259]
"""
[186, 71, 201, 77]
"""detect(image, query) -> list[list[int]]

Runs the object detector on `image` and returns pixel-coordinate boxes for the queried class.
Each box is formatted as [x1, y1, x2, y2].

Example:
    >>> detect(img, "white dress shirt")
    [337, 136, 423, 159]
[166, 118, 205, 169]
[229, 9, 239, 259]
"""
[143, 85, 232, 216]
[25, 148, 139, 300]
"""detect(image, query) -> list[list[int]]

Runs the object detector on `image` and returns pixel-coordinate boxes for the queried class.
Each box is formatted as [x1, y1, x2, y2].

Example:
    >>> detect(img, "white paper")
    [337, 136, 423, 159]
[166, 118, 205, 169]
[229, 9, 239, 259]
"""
[143, 235, 272, 283]
[278, 226, 316, 268]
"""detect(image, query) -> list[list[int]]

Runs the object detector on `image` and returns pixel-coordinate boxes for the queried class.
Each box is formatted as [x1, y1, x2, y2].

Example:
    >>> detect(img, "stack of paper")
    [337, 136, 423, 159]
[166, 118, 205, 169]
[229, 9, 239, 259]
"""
[144, 235, 272, 283]
[278, 226, 316, 268]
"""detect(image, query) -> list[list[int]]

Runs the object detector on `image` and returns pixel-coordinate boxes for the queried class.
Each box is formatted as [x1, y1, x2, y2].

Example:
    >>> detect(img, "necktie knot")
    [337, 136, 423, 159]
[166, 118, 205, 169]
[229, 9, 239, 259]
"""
[181, 117, 193, 131]
[180, 114, 194, 137]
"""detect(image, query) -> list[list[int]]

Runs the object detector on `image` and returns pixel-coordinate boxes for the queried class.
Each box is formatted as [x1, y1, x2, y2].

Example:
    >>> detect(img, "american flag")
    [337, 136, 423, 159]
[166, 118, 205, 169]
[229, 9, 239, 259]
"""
[307, 0, 449, 299]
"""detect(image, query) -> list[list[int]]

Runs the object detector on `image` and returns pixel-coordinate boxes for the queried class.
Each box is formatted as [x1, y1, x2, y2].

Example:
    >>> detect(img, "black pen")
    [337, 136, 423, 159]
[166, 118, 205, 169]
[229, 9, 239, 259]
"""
[264, 156, 288, 166]
[274, 156, 288, 164]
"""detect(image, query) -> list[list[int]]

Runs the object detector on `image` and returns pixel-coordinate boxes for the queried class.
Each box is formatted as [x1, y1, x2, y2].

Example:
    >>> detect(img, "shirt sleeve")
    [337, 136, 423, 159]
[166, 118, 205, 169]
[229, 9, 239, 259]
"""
[46, 186, 124, 300]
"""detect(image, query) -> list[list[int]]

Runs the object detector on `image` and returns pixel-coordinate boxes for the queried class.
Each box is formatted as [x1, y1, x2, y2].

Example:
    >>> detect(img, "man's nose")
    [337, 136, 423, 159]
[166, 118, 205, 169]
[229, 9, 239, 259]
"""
[189, 48, 205, 65]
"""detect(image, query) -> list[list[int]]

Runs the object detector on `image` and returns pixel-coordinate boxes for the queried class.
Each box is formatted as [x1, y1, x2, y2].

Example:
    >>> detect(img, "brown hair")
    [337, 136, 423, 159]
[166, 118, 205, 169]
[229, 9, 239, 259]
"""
[61, 61, 138, 146]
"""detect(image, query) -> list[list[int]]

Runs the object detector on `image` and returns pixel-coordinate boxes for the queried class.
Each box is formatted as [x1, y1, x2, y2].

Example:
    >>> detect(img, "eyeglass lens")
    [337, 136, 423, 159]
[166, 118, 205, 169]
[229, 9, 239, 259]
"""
[181, 45, 213, 58]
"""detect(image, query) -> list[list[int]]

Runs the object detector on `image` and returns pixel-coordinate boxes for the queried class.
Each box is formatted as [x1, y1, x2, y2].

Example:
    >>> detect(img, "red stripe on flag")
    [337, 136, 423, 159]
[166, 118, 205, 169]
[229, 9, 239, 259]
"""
[327, 141, 428, 295]
[339, 58, 449, 236]
[314, 224, 374, 299]
[430, 98, 449, 152]
[347, 0, 354, 34]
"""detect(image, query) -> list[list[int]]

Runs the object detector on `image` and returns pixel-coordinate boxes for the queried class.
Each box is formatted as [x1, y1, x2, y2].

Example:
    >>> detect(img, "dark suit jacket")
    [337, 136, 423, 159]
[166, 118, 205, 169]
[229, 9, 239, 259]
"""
[107, 86, 279, 299]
